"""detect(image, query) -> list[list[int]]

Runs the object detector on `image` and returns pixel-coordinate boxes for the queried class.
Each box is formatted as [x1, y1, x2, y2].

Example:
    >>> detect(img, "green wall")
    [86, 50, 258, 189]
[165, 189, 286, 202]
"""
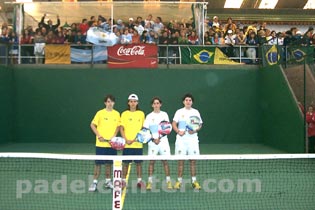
[2, 65, 304, 152]
[12, 67, 260, 145]
[0, 66, 13, 143]
[258, 65, 304, 152]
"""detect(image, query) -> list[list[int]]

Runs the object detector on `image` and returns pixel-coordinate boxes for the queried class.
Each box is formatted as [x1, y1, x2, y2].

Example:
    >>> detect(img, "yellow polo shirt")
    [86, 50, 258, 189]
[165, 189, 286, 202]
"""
[91, 109, 120, 148]
[120, 110, 145, 149]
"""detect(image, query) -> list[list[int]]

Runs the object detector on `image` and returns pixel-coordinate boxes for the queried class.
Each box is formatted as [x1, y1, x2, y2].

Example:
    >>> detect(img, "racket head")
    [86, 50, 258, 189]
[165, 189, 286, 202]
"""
[136, 128, 152, 143]
[186, 116, 201, 131]
[158, 120, 172, 136]
[110, 137, 126, 150]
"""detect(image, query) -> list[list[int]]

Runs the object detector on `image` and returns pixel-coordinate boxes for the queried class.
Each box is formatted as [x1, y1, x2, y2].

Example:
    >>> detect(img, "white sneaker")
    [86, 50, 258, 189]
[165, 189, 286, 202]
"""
[105, 181, 113, 189]
[89, 183, 97, 192]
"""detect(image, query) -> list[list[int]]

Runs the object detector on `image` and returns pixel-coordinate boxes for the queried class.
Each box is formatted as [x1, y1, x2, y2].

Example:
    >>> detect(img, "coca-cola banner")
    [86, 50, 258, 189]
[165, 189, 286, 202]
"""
[108, 44, 158, 68]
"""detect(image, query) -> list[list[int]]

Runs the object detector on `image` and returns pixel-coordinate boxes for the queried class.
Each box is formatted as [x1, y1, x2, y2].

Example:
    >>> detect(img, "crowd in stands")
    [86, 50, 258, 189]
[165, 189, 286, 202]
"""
[0, 13, 315, 64]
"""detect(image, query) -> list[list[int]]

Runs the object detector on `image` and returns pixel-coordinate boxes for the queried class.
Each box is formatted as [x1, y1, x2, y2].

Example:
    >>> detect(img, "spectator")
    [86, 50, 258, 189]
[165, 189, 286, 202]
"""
[153, 17, 164, 34]
[140, 30, 150, 43]
[79, 18, 89, 36]
[39, 14, 60, 34]
[20, 29, 34, 64]
[246, 31, 258, 64]
[8, 30, 19, 64]
[127, 17, 135, 30]
[132, 30, 140, 44]
[134, 21, 144, 35]
[33, 29, 46, 64]
[210, 16, 220, 28]
[188, 30, 199, 45]
[306, 105, 315, 153]
[178, 30, 188, 45]
[121, 28, 132, 44]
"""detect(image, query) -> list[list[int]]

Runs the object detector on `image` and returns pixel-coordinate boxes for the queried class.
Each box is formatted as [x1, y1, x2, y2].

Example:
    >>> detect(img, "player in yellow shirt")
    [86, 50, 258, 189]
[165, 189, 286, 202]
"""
[120, 94, 145, 189]
[88, 94, 121, 192]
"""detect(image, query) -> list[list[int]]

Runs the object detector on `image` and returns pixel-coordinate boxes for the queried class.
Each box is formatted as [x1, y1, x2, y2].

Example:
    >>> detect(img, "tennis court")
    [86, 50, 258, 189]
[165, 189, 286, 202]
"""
[0, 64, 312, 209]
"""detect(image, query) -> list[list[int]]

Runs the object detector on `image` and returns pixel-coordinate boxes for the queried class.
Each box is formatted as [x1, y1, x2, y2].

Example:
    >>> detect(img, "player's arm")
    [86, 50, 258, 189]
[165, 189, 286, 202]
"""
[172, 120, 185, 136]
[120, 125, 134, 145]
[90, 123, 105, 142]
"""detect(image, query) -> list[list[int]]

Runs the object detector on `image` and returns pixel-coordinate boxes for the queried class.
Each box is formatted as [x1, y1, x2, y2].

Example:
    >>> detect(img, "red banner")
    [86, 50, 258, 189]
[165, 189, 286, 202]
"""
[108, 44, 158, 68]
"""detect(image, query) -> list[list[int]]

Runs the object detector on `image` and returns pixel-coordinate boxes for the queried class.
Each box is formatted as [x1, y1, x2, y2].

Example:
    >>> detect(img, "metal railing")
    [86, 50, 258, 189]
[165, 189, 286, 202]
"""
[0, 43, 314, 67]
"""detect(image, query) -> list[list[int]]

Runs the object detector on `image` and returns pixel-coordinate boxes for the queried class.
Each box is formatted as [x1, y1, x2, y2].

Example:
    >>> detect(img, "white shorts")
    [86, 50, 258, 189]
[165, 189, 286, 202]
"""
[148, 138, 171, 156]
[175, 136, 200, 155]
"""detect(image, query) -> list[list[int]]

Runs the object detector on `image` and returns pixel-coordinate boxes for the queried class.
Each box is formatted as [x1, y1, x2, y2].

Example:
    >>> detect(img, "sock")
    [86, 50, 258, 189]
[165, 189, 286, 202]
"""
[137, 178, 142, 183]
[192, 176, 197, 183]
[166, 176, 171, 182]
[177, 177, 182, 183]
[105, 178, 111, 183]
[93, 179, 98, 184]
[148, 176, 153, 183]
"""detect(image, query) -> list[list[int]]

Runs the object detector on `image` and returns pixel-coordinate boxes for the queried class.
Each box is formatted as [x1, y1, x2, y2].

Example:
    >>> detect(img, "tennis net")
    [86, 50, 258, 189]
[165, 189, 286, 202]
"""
[0, 153, 314, 210]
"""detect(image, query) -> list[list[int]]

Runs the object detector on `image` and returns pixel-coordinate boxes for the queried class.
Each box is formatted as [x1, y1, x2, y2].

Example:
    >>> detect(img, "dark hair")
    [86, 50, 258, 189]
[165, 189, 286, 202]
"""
[104, 94, 115, 102]
[182, 93, 194, 102]
[151, 97, 162, 105]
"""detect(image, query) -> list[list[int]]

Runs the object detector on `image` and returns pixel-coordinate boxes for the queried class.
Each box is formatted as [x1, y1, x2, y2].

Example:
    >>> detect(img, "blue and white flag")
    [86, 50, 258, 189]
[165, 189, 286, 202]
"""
[71, 46, 107, 63]
[86, 27, 118, 46]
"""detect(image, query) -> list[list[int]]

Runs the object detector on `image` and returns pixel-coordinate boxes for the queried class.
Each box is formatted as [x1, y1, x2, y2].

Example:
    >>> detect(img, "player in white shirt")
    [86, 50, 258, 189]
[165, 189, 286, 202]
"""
[172, 93, 203, 190]
[143, 97, 173, 190]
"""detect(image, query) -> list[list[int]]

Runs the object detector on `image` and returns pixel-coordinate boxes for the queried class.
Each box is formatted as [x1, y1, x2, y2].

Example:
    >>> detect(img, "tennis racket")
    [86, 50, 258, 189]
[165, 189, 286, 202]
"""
[158, 120, 172, 138]
[109, 137, 126, 150]
[136, 128, 153, 143]
[186, 116, 201, 132]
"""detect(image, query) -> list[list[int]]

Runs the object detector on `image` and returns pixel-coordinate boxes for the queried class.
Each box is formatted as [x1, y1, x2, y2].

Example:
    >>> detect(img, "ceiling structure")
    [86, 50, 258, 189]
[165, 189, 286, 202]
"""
[1, 0, 315, 28]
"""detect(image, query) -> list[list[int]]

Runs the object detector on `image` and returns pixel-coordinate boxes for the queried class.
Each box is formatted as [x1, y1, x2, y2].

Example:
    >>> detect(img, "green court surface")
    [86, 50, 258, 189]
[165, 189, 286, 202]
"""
[0, 151, 314, 210]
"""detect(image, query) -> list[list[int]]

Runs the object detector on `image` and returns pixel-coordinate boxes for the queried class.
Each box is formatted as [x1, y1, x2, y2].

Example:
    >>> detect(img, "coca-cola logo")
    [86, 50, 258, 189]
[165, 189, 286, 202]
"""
[117, 46, 145, 56]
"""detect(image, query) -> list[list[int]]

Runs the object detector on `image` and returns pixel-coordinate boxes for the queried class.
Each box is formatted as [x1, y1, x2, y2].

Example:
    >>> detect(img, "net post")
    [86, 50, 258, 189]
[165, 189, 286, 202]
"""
[112, 160, 122, 210]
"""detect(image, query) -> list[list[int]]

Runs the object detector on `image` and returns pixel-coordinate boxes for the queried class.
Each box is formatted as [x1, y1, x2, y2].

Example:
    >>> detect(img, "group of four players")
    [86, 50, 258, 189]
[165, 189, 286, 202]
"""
[88, 93, 203, 192]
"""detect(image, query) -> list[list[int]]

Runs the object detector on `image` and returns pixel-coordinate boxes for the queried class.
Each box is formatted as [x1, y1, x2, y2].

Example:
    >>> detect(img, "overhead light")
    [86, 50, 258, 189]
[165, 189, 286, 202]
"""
[224, 0, 243, 8]
[16, 0, 33, 2]
[258, 0, 278, 9]
[304, 0, 315, 9]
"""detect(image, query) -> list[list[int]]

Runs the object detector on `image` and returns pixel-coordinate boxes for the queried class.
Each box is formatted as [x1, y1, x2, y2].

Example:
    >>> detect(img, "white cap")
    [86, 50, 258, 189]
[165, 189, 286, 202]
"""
[213, 16, 218, 20]
[128, 94, 138, 101]
[227, 30, 233, 34]
[296, 31, 302, 35]
[129, 17, 134, 21]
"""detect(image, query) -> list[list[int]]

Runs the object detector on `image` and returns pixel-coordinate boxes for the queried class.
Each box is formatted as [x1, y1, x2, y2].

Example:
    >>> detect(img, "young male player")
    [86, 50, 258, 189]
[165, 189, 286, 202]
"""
[120, 94, 145, 189]
[89, 94, 121, 192]
[172, 93, 203, 190]
[143, 97, 172, 190]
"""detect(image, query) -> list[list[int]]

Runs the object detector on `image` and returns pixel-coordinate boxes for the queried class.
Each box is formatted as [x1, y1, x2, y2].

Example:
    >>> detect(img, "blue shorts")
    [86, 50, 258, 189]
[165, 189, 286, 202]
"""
[122, 148, 143, 164]
[95, 147, 117, 165]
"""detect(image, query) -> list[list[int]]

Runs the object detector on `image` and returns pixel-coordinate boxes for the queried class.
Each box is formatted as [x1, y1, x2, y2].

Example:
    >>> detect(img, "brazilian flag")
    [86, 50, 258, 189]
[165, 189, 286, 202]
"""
[180, 47, 215, 64]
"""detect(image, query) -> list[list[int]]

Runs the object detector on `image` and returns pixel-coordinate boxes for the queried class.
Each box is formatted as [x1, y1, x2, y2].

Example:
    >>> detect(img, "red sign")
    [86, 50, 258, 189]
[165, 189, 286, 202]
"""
[108, 44, 158, 68]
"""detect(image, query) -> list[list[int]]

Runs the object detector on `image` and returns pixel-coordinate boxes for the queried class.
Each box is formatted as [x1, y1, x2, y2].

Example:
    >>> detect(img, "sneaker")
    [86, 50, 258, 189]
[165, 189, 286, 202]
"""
[174, 181, 181, 190]
[192, 181, 201, 190]
[167, 181, 173, 190]
[146, 182, 152, 190]
[105, 181, 113, 189]
[88, 183, 97, 192]
[137, 181, 145, 189]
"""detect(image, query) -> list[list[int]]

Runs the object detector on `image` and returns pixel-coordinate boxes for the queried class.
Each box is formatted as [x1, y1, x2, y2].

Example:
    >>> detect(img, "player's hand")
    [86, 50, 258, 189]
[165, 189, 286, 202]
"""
[188, 130, 196, 135]
[153, 138, 160, 145]
[126, 139, 134, 145]
[177, 130, 185, 136]
[97, 136, 106, 142]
